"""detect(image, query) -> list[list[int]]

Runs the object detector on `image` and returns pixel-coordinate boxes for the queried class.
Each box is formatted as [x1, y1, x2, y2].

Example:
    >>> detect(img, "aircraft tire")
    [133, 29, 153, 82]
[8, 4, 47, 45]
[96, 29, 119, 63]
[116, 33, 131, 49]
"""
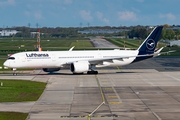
[73, 72, 84, 75]
[87, 71, 98, 74]
[13, 73, 17, 76]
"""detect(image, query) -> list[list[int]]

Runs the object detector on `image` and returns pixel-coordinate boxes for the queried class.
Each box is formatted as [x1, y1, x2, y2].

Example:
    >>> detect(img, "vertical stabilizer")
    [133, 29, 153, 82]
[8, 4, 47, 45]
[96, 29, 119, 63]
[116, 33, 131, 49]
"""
[134, 26, 163, 62]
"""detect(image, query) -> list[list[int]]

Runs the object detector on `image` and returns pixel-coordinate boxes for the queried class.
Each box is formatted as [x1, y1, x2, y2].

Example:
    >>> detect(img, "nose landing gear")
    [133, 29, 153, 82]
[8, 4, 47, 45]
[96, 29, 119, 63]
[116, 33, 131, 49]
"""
[12, 68, 17, 76]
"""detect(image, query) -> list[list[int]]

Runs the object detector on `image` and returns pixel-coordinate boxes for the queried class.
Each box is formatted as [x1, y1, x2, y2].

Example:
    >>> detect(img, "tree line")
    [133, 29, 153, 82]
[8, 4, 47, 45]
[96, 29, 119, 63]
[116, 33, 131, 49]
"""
[0, 24, 180, 40]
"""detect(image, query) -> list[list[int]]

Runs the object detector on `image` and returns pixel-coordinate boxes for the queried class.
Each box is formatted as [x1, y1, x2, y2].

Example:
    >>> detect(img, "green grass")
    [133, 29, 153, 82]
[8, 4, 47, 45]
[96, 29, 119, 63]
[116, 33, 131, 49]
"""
[0, 38, 93, 51]
[0, 112, 28, 120]
[106, 38, 168, 48]
[106, 38, 143, 48]
[0, 59, 5, 66]
[70, 40, 93, 48]
[161, 46, 180, 56]
[0, 80, 45, 119]
[0, 59, 6, 71]
[0, 80, 46, 102]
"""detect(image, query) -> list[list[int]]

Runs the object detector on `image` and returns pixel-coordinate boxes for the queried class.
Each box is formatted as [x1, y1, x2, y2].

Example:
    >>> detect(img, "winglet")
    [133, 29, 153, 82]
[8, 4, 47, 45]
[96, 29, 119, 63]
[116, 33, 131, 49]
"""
[69, 46, 75, 51]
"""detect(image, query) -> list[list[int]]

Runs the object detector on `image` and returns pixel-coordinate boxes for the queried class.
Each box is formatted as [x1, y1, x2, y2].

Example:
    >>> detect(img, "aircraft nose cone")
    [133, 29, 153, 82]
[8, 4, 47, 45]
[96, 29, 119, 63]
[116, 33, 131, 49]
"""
[3, 61, 9, 67]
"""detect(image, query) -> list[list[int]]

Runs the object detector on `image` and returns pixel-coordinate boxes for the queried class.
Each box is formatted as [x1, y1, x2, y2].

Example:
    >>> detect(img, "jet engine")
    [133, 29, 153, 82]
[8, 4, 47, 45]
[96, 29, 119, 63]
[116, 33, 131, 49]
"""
[70, 61, 89, 73]
[43, 68, 60, 72]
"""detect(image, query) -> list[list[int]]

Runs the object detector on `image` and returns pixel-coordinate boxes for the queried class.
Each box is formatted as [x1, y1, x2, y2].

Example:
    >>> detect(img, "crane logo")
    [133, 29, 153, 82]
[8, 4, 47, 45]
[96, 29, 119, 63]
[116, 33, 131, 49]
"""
[146, 39, 155, 50]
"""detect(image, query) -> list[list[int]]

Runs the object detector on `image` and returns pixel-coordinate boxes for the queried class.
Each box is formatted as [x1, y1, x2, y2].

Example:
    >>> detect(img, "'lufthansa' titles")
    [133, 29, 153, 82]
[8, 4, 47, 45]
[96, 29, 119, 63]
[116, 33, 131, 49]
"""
[26, 53, 50, 59]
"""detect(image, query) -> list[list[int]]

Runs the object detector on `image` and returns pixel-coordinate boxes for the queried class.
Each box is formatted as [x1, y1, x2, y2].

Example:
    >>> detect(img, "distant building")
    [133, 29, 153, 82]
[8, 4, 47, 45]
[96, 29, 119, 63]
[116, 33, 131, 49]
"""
[169, 40, 180, 46]
[30, 32, 44, 38]
[166, 26, 180, 30]
[78, 29, 129, 34]
[0, 30, 19, 37]
[30, 32, 39, 38]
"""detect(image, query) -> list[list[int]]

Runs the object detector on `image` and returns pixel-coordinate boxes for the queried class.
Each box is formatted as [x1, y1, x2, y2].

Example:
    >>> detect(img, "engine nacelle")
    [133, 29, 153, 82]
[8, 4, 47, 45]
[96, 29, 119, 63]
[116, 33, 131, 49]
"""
[43, 68, 60, 72]
[70, 61, 89, 73]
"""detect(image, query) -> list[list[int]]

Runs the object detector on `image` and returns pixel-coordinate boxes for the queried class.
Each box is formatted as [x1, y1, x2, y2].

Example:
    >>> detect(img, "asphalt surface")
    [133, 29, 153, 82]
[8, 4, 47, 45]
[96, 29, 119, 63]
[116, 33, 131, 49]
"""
[89, 38, 119, 48]
[0, 57, 180, 120]
[121, 56, 180, 71]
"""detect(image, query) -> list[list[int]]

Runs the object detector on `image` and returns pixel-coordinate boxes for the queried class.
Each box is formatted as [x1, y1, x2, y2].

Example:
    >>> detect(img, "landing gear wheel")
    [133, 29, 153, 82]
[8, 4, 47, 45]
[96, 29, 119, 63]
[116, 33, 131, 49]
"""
[73, 72, 84, 75]
[12, 68, 17, 76]
[13, 73, 17, 76]
[87, 71, 98, 74]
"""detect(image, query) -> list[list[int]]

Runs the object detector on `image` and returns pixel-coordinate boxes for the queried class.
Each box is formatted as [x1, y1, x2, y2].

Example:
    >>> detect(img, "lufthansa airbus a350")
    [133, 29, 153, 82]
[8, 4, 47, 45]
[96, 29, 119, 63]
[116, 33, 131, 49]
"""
[4, 26, 164, 75]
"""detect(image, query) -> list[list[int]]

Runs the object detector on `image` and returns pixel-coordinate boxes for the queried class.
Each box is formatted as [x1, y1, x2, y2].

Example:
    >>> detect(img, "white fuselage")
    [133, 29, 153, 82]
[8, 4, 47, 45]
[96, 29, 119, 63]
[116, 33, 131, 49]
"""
[4, 49, 138, 68]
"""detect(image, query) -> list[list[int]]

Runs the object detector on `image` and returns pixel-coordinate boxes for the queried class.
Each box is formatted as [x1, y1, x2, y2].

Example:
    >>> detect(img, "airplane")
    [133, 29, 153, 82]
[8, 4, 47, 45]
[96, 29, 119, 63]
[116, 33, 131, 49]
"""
[4, 26, 164, 75]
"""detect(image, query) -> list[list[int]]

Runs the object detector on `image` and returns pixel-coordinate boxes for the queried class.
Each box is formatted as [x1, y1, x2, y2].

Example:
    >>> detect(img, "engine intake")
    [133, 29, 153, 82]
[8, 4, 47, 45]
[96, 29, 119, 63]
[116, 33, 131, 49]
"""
[70, 61, 89, 73]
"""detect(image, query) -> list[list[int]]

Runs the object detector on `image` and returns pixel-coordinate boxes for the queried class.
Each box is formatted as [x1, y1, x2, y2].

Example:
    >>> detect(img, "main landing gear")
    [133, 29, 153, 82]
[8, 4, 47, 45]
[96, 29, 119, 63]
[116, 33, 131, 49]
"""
[87, 65, 98, 74]
[87, 71, 98, 74]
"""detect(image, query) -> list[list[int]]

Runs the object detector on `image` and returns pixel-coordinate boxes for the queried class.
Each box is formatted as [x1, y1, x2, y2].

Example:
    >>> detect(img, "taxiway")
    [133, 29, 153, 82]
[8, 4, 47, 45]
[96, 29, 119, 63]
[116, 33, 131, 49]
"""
[1, 57, 180, 120]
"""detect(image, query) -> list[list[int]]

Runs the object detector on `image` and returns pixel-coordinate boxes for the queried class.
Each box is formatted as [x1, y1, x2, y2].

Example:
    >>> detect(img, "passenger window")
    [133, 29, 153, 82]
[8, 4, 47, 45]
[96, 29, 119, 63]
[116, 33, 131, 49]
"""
[8, 57, 15, 60]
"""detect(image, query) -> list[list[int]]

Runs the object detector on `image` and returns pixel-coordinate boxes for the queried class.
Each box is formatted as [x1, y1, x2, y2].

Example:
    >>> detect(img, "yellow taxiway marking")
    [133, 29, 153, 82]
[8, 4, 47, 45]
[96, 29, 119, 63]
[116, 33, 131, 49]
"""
[95, 76, 105, 103]
[103, 87, 113, 91]
[108, 96, 118, 99]
[109, 102, 121, 105]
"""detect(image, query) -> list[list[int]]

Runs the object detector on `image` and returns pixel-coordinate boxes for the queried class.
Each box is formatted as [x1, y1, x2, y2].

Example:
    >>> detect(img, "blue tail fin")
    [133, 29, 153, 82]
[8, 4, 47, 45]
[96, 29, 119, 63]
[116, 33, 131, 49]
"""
[134, 26, 163, 62]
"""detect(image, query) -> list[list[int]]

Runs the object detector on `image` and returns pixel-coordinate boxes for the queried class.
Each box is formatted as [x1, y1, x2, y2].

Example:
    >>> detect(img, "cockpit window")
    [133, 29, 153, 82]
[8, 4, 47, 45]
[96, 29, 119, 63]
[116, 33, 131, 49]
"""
[8, 57, 15, 60]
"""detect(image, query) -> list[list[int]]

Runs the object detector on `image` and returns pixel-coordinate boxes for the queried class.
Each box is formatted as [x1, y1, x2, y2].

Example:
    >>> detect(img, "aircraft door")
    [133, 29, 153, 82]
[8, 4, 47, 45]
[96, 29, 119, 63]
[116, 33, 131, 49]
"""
[96, 52, 102, 59]
[52, 54, 56, 61]
[21, 55, 26, 62]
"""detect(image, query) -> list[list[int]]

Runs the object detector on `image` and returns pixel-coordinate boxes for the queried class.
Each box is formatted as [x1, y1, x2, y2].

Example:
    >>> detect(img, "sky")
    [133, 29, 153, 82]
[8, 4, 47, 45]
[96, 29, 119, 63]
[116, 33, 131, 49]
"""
[0, 0, 180, 27]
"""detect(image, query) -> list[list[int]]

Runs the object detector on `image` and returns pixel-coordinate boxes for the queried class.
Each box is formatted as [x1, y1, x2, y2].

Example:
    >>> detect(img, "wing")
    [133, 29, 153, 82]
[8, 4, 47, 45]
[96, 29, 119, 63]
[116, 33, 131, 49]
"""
[63, 53, 155, 65]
